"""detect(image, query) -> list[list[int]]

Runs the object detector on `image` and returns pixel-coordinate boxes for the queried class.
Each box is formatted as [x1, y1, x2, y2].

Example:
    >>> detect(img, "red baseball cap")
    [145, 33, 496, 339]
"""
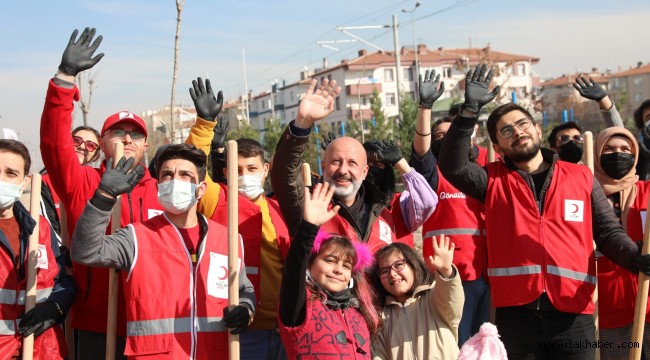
[101, 111, 148, 138]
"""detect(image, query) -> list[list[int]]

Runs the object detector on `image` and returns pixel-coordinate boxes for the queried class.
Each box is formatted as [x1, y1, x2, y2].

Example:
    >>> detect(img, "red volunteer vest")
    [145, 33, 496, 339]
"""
[210, 186, 265, 308]
[279, 288, 370, 359]
[123, 214, 242, 359]
[485, 161, 596, 313]
[598, 181, 650, 328]
[70, 173, 163, 336]
[380, 193, 414, 247]
[319, 210, 397, 254]
[0, 217, 65, 359]
[422, 169, 486, 281]
[266, 198, 291, 262]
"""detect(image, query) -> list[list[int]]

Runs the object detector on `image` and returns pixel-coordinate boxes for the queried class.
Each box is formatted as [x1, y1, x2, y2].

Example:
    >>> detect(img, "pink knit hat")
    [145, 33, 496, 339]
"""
[458, 322, 508, 360]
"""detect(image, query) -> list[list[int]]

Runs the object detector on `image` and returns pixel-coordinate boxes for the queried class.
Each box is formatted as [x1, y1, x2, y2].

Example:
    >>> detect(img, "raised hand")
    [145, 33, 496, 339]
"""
[189, 77, 224, 121]
[59, 27, 104, 76]
[320, 132, 337, 151]
[98, 157, 145, 198]
[418, 70, 445, 109]
[427, 235, 454, 278]
[303, 182, 340, 226]
[377, 140, 403, 167]
[462, 64, 501, 115]
[212, 117, 229, 150]
[573, 76, 607, 102]
[296, 79, 341, 129]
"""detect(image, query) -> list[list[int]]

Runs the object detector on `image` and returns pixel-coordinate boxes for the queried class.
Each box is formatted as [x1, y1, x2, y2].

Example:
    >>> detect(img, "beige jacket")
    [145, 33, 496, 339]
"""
[372, 266, 464, 360]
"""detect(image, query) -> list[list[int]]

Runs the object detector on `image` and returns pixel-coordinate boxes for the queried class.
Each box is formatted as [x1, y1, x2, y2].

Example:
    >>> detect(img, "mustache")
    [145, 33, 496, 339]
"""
[331, 173, 352, 182]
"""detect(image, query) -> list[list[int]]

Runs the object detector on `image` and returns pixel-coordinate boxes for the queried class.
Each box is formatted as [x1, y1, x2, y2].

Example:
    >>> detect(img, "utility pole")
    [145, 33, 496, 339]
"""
[402, 2, 421, 98]
[392, 14, 402, 121]
[242, 48, 250, 125]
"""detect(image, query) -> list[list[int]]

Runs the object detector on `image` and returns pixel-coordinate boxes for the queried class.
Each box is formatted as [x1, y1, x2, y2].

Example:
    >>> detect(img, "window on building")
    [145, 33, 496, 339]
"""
[517, 64, 526, 76]
[443, 67, 452, 78]
[385, 69, 394, 82]
[634, 77, 643, 86]
[335, 98, 341, 111]
[386, 93, 396, 106]
[290, 91, 294, 101]
[636, 93, 643, 102]
[361, 96, 369, 106]
[262, 101, 266, 110]
[328, 74, 332, 82]
[404, 68, 413, 81]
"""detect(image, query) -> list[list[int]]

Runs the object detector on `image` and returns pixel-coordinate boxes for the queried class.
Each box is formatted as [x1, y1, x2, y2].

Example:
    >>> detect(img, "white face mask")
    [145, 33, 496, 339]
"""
[0, 179, 24, 210]
[238, 174, 264, 200]
[157, 179, 200, 214]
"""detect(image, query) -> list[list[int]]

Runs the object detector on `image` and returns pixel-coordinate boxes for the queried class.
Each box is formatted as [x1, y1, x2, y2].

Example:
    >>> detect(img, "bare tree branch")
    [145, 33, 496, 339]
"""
[170, 0, 187, 143]
[76, 69, 100, 127]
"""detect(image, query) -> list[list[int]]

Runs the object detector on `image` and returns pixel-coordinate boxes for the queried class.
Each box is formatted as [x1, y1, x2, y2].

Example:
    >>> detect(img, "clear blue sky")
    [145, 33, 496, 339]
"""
[1, 0, 648, 170]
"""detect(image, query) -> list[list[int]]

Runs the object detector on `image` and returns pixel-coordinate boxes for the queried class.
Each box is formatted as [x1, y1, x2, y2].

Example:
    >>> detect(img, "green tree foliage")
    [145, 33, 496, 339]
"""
[368, 88, 393, 141]
[227, 120, 259, 142]
[262, 117, 283, 160]
[396, 92, 418, 161]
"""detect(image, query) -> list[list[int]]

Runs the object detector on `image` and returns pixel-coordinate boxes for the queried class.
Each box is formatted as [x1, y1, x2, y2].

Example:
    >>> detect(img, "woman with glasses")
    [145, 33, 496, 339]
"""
[370, 239, 463, 360]
[593, 127, 650, 359]
[40, 125, 101, 236]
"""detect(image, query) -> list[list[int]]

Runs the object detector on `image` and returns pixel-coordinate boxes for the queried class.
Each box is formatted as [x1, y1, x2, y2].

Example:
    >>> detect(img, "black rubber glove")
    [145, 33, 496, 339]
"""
[418, 70, 445, 109]
[320, 132, 337, 151]
[58, 27, 105, 76]
[223, 305, 251, 334]
[18, 301, 63, 338]
[99, 157, 145, 197]
[189, 77, 224, 121]
[635, 240, 650, 275]
[462, 64, 501, 115]
[211, 117, 229, 150]
[377, 140, 403, 167]
[573, 76, 607, 102]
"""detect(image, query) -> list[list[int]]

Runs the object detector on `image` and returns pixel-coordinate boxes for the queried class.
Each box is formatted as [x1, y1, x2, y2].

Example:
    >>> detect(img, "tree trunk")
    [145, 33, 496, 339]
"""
[170, 0, 186, 143]
[76, 70, 98, 127]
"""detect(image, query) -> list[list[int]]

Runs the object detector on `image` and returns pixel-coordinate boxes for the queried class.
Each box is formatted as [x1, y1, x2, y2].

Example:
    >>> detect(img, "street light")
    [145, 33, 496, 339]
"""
[402, 1, 421, 99]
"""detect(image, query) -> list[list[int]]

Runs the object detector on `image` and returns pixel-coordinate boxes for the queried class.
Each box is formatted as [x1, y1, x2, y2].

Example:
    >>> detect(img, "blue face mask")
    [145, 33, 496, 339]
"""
[0, 179, 24, 210]
[157, 179, 199, 214]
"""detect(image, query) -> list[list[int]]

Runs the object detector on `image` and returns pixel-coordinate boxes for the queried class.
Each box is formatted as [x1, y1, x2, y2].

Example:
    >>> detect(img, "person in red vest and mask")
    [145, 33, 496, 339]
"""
[438, 64, 650, 359]
[71, 144, 256, 359]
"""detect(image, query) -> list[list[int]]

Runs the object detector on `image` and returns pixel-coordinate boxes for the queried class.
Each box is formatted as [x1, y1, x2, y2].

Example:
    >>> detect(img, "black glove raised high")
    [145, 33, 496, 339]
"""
[377, 140, 403, 167]
[418, 70, 445, 109]
[99, 157, 145, 197]
[189, 77, 224, 121]
[58, 27, 105, 77]
[462, 64, 500, 115]
[573, 76, 607, 102]
[321, 132, 337, 151]
[18, 301, 63, 338]
[223, 305, 251, 334]
[211, 117, 230, 150]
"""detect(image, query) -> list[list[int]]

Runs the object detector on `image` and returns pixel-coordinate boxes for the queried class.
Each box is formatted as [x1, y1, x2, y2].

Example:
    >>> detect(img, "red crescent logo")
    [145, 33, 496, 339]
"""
[218, 266, 228, 280]
[571, 204, 579, 213]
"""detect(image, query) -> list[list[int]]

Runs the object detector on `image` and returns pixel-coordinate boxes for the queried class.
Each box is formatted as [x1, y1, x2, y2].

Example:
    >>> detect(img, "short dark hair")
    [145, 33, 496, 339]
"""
[155, 143, 207, 182]
[72, 125, 102, 162]
[363, 141, 382, 165]
[547, 121, 582, 148]
[432, 117, 453, 134]
[634, 99, 650, 129]
[225, 138, 266, 162]
[371, 243, 435, 302]
[0, 139, 31, 175]
[486, 103, 535, 143]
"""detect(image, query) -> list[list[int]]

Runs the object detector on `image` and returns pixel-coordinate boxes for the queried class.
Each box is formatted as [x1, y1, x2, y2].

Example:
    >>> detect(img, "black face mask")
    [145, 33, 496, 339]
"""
[558, 141, 584, 163]
[431, 138, 444, 158]
[600, 152, 635, 179]
[365, 165, 395, 193]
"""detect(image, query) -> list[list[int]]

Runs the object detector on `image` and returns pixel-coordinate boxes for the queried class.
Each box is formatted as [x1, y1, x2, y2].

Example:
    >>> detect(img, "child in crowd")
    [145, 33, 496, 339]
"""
[371, 239, 464, 360]
[278, 182, 378, 359]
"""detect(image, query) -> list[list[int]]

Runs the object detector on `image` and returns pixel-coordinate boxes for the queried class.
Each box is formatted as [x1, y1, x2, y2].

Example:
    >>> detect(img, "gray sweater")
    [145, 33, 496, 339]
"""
[71, 199, 256, 311]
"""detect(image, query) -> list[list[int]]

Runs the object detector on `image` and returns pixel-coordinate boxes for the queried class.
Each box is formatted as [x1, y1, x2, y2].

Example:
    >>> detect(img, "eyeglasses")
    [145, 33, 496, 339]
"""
[378, 259, 407, 278]
[558, 134, 584, 145]
[108, 129, 145, 141]
[497, 118, 533, 139]
[72, 136, 99, 152]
